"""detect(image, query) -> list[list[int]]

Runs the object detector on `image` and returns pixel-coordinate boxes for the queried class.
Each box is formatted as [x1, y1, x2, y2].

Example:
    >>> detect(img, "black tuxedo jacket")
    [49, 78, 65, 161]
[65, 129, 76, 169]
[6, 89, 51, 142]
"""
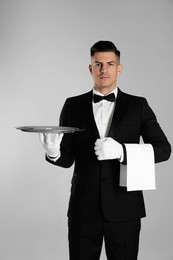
[46, 89, 171, 222]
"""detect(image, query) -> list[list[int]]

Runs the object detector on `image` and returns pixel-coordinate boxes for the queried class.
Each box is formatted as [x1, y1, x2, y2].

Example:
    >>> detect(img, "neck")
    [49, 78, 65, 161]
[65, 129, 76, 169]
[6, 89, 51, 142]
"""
[94, 85, 117, 95]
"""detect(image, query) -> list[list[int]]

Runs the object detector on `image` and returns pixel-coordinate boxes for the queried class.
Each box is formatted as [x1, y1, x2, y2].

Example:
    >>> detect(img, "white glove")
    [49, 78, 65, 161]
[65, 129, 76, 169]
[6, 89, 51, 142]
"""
[94, 137, 124, 161]
[39, 133, 64, 158]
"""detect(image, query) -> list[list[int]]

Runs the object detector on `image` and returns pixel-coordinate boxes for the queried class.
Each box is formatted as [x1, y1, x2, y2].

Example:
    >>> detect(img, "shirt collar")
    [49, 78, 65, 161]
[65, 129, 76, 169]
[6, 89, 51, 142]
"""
[93, 87, 118, 98]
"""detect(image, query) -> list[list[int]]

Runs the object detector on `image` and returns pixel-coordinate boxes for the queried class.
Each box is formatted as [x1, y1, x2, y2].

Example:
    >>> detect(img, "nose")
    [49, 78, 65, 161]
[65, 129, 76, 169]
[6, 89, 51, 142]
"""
[100, 64, 107, 73]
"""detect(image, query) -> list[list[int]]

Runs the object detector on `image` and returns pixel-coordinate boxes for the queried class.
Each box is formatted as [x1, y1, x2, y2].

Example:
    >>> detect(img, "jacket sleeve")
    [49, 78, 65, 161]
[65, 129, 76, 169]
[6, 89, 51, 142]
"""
[141, 98, 171, 163]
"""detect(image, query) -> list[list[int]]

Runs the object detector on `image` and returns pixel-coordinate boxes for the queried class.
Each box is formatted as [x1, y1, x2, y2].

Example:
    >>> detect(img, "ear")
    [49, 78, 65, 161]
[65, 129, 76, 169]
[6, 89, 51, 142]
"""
[89, 64, 93, 75]
[117, 64, 123, 75]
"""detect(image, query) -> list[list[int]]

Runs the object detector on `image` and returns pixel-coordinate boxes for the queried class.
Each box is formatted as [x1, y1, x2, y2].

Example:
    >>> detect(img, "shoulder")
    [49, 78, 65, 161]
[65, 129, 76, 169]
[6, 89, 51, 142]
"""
[118, 88, 146, 103]
[118, 88, 151, 114]
[63, 90, 93, 107]
[66, 90, 92, 101]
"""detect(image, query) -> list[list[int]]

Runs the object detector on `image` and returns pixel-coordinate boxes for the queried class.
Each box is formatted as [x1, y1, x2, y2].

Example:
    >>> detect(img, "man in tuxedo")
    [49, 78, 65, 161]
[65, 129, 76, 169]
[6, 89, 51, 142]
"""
[39, 41, 171, 260]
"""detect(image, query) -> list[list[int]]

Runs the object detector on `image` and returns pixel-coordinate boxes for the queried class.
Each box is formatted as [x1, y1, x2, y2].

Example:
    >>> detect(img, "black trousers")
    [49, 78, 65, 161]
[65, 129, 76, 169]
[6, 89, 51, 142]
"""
[68, 218, 141, 260]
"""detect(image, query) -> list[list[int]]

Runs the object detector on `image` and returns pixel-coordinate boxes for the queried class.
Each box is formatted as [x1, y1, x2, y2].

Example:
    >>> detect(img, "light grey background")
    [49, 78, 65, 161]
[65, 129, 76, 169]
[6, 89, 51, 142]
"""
[0, 0, 172, 259]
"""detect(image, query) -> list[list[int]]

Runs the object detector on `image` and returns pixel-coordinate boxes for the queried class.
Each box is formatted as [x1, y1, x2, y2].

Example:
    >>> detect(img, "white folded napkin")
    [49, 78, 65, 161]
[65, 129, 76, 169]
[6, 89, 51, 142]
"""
[120, 144, 156, 191]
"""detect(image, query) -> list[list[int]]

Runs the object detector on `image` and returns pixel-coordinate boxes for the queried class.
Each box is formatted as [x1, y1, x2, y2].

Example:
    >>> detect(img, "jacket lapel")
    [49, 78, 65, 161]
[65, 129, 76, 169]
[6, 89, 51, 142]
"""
[82, 90, 100, 139]
[108, 88, 128, 138]
[81, 89, 128, 139]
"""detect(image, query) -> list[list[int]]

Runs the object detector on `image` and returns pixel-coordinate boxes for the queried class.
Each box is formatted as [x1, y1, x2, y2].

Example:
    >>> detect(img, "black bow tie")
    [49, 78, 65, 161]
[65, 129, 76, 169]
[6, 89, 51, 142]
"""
[93, 93, 115, 103]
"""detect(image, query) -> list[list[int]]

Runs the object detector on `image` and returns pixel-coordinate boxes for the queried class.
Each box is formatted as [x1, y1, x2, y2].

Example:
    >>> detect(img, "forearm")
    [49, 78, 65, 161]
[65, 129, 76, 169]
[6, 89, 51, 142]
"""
[46, 143, 75, 168]
[150, 139, 171, 163]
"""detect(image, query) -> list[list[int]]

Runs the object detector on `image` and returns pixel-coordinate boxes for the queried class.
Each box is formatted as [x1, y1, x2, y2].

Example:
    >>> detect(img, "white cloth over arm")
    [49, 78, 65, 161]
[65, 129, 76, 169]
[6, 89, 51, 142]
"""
[120, 144, 155, 191]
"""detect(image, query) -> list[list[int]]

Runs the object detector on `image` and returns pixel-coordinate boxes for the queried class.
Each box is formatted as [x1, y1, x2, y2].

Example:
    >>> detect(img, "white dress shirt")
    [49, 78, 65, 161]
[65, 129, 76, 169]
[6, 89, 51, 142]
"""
[92, 87, 118, 138]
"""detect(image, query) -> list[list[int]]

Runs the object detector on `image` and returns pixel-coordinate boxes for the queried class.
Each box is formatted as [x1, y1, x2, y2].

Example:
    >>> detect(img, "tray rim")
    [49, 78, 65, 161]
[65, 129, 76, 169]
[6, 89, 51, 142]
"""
[16, 126, 84, 133]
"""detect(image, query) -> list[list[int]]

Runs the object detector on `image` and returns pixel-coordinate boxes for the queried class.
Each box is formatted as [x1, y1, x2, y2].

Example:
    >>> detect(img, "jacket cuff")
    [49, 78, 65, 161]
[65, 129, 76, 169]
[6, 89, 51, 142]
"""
[121, 143, 127, 165]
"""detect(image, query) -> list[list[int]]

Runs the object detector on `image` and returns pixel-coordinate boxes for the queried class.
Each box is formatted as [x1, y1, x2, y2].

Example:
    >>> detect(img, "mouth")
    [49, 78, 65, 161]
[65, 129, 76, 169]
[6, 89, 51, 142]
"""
[100, 76, 110, 79]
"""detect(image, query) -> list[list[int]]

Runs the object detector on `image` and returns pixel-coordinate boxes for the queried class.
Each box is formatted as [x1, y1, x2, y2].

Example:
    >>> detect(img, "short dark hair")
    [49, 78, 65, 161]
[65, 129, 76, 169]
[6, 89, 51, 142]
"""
[90, 40, 120, 60]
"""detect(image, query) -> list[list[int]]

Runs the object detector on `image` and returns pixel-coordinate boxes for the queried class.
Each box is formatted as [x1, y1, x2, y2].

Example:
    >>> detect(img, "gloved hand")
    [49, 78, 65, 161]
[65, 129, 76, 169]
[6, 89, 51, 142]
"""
[39, 133, 64, 158]
[94, 137, 124, 161]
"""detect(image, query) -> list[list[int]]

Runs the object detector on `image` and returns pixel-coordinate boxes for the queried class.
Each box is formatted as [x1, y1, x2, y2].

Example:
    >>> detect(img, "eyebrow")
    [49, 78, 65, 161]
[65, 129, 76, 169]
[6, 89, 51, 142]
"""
[94, 60, 116, 64]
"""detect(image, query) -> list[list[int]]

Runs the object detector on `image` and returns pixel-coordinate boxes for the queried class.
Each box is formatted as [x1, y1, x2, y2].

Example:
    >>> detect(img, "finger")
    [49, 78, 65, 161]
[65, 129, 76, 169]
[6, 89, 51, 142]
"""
[98, 156, 105, 161]
[51, 133, 58, 142]
[39, 133, 44, 144]
[95, 139, 102, 146]
[94, 144, 100, 151]
[94, 142, 103, 151]
[42, 133, 53, 144]
[95, 137, 107, 146]
[94, 144, 98, 151]
[97, 154, 104, 160]
[95, 148, 104, 157]
[54, 133, 64, 142]
[95, 150, 100, 156]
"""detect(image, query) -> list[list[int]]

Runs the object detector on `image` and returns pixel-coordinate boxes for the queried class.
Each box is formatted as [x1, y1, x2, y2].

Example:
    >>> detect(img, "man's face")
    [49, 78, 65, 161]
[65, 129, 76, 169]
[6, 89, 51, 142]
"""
[89, 52, 122, 94]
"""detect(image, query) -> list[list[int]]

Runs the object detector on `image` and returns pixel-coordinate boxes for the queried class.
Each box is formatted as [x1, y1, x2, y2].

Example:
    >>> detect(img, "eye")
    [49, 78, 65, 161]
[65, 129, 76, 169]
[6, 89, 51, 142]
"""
[95, 63, 101, 67]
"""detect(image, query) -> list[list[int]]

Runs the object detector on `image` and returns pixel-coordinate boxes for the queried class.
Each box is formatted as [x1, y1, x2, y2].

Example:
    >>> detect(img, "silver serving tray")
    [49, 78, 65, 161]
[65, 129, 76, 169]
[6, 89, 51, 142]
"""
[16, 126, 84, 133]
